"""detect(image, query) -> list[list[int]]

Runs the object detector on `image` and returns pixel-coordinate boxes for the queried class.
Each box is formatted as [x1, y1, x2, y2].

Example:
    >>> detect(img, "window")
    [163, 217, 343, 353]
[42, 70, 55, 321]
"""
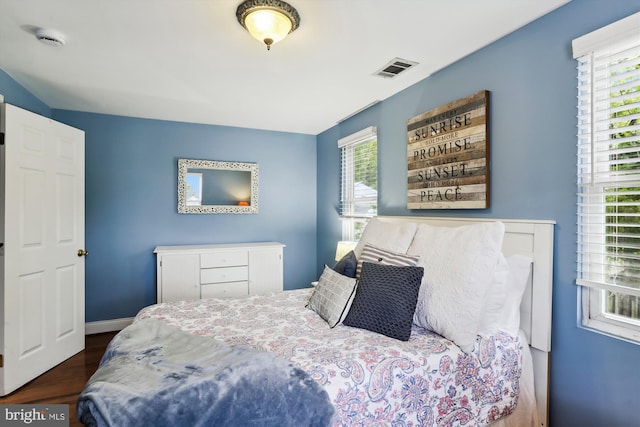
[574, 12, 640, 343]
[338, 127, 378, 241]
[186, 172, 203, 206]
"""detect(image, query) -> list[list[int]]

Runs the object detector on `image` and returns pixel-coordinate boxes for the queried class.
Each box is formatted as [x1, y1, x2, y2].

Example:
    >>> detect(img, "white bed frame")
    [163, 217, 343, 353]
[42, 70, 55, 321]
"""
[377, 216, 555, 427]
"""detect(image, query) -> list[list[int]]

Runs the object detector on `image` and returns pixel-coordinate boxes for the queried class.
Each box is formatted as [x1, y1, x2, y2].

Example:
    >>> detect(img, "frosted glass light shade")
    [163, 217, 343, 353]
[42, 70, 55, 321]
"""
[244, 9, 292, 47]
[236, 0, 300, 51]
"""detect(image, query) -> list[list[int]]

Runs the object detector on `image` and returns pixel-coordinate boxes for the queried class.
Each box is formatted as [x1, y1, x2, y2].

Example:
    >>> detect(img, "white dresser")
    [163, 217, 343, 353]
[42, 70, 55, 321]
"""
[154, 242, 285, 303]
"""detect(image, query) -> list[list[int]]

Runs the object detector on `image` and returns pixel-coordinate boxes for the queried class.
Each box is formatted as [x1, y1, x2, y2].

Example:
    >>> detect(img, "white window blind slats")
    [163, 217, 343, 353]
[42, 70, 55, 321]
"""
[577, 168, 640, 185]
[338, 127, 377, 219]
[585, 92, 640, 115]
[577, 241, 640, 258]
[575, 21, 640, 298]
[592, 45, 640, 68]
[588, 142, 640, 160]
[591, 111, 640, 129]
[576, 247, 640, 261]
[576, 279, 640, 298]
[588, 94, 640, 119]
[591, 102, 640, 122]
[340, 148, 354, 216]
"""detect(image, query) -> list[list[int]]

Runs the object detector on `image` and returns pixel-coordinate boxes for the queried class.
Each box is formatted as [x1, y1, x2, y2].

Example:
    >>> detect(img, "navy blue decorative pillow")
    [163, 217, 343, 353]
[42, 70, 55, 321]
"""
[343, 262, 424, 341]
[333, 250, 357, 278]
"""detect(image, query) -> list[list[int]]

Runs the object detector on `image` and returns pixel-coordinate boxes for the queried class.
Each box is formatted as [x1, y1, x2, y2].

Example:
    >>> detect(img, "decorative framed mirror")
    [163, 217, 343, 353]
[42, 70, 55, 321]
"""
[177, 159, 259, 214]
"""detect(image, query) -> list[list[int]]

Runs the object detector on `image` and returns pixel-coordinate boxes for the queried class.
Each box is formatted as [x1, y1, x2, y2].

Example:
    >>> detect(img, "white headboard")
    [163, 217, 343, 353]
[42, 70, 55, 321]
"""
[376, 216, 555, 426]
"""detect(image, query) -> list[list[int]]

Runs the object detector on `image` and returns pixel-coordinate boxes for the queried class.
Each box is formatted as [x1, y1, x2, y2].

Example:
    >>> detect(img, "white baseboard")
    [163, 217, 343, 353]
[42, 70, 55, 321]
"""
[85, 317, 134, 335]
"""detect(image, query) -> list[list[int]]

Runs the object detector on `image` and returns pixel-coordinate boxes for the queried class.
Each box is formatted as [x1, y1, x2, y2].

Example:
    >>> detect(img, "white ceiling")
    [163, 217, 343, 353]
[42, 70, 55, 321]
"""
[0, 0, 570, 135]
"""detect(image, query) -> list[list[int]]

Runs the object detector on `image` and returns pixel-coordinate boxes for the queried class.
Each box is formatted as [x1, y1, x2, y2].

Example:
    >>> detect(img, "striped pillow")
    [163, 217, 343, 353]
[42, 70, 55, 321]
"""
[356, 244, 421, 279]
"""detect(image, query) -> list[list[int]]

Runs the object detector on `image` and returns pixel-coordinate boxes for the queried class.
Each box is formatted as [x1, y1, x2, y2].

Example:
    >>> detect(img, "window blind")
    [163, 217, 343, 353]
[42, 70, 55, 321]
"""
[338, 127, 377, 218]
[574, 13, 640, 298]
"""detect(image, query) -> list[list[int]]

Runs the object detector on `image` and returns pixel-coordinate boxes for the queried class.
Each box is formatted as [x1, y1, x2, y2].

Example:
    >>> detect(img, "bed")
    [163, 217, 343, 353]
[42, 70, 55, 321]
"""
[77, 216, 554, 427]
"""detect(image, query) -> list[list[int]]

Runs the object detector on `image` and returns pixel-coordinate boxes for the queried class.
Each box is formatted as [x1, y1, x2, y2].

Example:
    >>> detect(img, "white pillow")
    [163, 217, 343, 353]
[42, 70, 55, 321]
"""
[501, 255, 533, 337]
[408, 221, 505, 353]
[354, 218, 417, 258]
[477, 253, 510, 335]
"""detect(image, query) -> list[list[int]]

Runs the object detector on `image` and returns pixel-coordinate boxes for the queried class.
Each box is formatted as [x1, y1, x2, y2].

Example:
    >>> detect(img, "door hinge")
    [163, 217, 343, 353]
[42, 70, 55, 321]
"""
[0, 132, 4, 146]
[0, 354, 3, 367]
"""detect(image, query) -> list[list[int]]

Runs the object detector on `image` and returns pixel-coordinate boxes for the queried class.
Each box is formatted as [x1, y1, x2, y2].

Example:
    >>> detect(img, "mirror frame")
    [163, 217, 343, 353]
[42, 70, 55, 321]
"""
[177, 158, 259, 214]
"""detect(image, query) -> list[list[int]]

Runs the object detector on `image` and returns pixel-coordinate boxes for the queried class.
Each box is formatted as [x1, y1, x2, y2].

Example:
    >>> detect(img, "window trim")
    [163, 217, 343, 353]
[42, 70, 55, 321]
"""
[582, 287, 640, 343]
[574, 11, 640, 344]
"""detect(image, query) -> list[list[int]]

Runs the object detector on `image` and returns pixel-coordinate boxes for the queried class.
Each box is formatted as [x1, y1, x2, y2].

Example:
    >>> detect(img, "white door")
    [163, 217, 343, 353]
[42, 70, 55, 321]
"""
[0, 103, 85, 396]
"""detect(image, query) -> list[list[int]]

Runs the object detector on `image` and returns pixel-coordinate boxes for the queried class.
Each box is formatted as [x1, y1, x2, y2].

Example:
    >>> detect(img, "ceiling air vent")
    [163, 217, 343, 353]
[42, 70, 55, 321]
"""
[374, 58, 418, 78]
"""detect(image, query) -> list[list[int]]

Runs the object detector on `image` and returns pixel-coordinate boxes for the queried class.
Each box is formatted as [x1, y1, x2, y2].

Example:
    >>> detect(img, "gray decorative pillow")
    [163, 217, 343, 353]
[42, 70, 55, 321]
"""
[343, 262, 424, 341]
[307, 265, 357, 328]
[356, 243, 421, 279]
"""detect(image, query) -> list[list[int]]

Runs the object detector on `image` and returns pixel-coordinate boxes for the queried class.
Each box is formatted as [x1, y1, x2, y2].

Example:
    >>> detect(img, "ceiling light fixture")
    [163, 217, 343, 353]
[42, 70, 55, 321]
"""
[236, 0, 300, 51]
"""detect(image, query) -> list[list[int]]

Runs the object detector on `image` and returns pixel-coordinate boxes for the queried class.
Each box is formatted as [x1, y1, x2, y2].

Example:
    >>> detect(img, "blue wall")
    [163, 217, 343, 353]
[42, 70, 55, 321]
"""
[316, 1, 640, 426]
[0, 75, 316, 322]
[49, 111, 317, 321]
[0, 69, 51, 118]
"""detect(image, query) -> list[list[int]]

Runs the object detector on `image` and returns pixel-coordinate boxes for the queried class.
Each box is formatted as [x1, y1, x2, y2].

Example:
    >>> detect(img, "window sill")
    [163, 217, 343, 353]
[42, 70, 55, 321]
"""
[580, 317, 640, 346]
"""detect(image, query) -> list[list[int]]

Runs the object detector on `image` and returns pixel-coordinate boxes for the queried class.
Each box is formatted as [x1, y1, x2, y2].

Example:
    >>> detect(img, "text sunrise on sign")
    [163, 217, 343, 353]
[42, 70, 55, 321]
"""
[406, 91, 490, 209]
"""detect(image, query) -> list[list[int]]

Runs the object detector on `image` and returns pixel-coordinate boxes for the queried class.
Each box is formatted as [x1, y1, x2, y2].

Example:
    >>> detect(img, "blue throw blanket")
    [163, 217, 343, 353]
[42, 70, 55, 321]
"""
[77, 319, 334, 427]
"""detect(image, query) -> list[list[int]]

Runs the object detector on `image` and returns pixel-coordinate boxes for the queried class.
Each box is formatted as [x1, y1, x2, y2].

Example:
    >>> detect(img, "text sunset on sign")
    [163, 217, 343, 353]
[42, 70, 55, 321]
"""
[406, 90, 490, 209]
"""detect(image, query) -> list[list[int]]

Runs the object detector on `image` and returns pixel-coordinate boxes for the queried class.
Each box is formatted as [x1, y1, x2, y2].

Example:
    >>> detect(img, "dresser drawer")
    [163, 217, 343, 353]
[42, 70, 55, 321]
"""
[201, 251, 248, 268]
[201, 281, 249, 298]
[201, 266, 248, 284]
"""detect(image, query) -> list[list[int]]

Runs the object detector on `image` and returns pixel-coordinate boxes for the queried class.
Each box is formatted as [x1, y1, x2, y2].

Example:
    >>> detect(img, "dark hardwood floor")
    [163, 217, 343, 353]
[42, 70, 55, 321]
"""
[0, 331, 117, 427]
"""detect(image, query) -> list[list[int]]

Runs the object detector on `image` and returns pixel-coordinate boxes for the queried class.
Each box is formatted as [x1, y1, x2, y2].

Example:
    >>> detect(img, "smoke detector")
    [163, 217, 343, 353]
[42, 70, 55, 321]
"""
[35, 28, 66, 47]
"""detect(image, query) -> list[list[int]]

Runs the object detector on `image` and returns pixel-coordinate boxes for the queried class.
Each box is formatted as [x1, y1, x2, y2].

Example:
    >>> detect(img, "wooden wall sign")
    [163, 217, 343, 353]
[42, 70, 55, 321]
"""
[407, 90, 489, 209]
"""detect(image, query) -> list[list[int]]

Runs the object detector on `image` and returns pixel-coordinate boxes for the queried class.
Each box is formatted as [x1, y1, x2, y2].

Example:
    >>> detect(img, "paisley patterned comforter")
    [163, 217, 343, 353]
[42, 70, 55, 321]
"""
[136, 289, 523, 426]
